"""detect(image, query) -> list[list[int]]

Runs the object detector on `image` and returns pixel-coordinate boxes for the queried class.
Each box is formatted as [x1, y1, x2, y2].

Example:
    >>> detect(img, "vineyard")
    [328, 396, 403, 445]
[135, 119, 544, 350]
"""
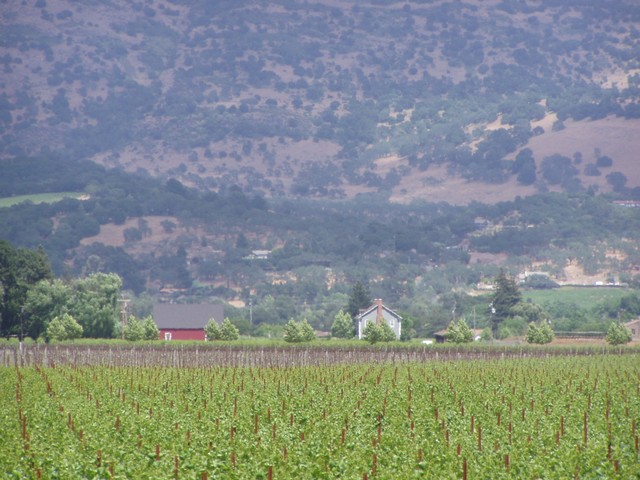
[1, 345, 639, 478]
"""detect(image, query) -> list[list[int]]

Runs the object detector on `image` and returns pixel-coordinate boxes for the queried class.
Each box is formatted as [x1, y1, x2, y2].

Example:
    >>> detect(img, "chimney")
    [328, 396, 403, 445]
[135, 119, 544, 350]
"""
[375, 298, 383, 324]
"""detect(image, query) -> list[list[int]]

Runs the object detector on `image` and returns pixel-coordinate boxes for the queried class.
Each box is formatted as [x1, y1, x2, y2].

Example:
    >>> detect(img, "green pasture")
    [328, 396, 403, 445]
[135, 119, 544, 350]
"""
[522, 286, 635, 309]
[0, 192, 85, 208]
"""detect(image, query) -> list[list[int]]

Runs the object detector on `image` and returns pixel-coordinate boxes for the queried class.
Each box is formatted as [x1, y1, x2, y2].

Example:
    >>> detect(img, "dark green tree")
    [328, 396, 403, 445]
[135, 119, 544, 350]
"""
[489, 270, 521, 337]
[0, 241, 53, 338]
[346, 281, 372, 318]
[68, 273, 122, 338]
[23, 278, 71, 339]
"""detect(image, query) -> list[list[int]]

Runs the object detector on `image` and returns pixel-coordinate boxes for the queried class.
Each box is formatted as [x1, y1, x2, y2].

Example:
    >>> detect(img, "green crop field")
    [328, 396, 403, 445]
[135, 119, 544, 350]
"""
[1, 346, 639, 478]
[523, 287, 635, 310]
[0, 192, 85, 208]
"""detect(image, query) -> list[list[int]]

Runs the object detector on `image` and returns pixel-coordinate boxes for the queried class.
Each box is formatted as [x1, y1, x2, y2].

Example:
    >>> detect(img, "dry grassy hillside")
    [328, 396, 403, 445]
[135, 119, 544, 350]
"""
[2, 0, 640, 204]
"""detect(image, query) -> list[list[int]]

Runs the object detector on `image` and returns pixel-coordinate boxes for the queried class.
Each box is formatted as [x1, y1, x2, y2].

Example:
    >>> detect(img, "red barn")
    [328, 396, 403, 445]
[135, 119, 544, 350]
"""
[153, 303, 224, 341]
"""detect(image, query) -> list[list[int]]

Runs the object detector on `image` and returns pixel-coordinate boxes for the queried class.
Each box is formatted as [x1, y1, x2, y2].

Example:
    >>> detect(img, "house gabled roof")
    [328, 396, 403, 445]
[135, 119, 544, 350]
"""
[355, 301, 402, 321]
[153, 304, 224, 329]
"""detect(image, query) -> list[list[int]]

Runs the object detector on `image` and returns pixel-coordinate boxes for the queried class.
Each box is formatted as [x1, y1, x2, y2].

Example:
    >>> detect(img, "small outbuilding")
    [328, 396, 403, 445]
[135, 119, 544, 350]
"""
[434, 327, 484, 343]
[356, 299, 402, 340]
[625, 318, 640, 341]
[153, 303, 224, 341]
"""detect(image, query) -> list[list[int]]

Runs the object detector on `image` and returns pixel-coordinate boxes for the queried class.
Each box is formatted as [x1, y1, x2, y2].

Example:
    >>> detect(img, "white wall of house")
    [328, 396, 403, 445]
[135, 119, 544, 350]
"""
[356, 300, 402, 339]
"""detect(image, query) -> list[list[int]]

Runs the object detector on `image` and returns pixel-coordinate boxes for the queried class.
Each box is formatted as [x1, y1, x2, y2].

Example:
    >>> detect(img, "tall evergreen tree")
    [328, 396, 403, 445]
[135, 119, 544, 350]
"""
[489, 270, 521, 336]
[347, 281, 372, 318]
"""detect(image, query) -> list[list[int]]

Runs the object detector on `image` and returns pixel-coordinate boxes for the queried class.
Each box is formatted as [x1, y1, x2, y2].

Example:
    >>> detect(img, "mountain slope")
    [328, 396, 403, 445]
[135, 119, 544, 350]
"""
[2, 0, 640, 202]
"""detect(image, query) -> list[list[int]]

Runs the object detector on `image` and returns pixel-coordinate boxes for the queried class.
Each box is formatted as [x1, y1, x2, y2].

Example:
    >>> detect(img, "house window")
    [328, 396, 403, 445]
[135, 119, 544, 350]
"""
[164, 332, 172, 341]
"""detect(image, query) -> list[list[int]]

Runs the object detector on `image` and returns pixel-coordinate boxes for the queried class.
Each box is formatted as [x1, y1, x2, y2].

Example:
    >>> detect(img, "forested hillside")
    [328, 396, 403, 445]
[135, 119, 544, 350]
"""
[2, 0, 639, 201]
[2, 1, 640, 337]
[1, 157, 640, 337]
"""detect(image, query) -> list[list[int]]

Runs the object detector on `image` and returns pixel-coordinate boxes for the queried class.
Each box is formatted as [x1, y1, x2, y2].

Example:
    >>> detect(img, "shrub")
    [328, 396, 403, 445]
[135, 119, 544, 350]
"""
[363, 321, 396, 344]
[124, 315, 145, 341]
[526, 322, 554, 344]
[284, 319, 316, 343]
[205, 318, 221, 341]
[331, 309, 354, 338]
[142, 316, 159, 340]
[446, 319, 474, 343]
[219, 318, 240, 341]
[47, 313, 83, 341]
[605, 322, 632, 345]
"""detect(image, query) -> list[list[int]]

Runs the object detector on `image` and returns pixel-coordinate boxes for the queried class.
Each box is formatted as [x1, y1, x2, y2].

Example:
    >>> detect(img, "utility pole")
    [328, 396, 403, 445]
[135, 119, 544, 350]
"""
[118, 296, 129, 340]
[249, 299, 253, 327]
[473, 307, 476, 330]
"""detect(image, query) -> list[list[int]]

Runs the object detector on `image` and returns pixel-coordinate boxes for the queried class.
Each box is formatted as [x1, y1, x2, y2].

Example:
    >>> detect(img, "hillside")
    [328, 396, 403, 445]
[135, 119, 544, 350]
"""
[2, 0, 640, 202]
[2, 1, 640, 337]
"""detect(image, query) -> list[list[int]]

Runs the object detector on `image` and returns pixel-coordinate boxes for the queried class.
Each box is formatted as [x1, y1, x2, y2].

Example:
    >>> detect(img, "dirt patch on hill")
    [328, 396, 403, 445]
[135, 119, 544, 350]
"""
[380, 115, 640, 205]
[563, 263, 610, 286]
[80, 216, 184, 249]
[375, 159, 538, 205]
[515, 116, 640, 191]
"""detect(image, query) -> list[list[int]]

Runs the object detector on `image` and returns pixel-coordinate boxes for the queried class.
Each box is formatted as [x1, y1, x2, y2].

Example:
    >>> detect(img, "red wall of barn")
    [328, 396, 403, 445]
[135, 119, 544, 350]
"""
[159, 329, 205, 341]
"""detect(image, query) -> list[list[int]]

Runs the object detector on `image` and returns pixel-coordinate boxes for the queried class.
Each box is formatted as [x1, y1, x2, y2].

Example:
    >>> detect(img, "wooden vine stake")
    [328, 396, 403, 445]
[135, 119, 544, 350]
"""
[462, 458, 468, 480]
[583, 411, 588, 446]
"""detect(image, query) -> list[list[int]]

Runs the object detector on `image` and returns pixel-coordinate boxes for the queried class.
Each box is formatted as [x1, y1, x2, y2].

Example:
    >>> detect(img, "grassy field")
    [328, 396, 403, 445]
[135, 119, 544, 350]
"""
[0, 192, 85, 208]
[522, 286, 635, 309]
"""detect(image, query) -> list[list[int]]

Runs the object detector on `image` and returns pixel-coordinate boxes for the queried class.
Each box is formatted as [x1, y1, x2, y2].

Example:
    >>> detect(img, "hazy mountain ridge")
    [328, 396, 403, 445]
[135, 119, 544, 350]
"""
[2, 0, 640, 202]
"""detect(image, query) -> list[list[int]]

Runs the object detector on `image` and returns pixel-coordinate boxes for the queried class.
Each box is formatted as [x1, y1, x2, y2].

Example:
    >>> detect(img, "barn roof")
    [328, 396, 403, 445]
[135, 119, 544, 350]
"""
[153, 304, 224, 329]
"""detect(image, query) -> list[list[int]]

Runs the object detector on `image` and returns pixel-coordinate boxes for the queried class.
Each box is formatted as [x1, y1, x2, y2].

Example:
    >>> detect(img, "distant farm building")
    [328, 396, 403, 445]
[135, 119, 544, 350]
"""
[434, 327, 483, 343]
[356, 299, 402, 340]
[153, 303, 224, 341]
[625, 318, 640, 341]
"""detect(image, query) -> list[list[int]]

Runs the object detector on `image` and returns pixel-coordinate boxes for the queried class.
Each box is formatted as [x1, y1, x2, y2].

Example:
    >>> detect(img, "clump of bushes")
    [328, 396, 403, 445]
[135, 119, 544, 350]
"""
[205, 318, 240, 341]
